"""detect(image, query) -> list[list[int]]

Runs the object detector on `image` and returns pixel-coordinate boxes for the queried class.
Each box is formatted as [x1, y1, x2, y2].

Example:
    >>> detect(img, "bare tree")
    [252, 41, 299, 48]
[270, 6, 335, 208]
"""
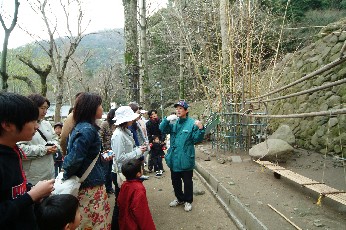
[37, 0, 88, 121]
[17, 56, 52, 96]
[0, 0, 19, 92]
[95, 64, 118, 112]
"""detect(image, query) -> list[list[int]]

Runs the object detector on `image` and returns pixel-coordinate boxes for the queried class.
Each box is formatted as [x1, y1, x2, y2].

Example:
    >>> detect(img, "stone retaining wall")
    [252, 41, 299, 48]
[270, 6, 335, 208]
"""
[266, 18, 346, 156]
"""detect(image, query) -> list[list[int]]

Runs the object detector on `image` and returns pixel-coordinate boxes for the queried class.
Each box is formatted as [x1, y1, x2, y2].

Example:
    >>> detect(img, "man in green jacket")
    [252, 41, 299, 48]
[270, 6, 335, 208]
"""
[160, 100, 205, 212]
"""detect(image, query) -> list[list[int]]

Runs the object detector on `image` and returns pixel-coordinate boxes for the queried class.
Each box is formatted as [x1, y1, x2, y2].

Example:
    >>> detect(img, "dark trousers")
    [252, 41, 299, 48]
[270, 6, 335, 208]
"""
[152, 156, 163, 172]
[111, 172, 119, 190]
[111, 172, 120, 230]
[54, 161, 63, 178]
[148, 154, 153, 171]
[102, 160, 113, 192]
[170, 170, 193, 203]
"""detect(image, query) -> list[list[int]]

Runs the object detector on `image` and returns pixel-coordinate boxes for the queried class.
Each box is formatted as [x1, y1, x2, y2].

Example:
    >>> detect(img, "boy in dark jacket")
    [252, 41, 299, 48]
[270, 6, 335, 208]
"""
[0, 92, 55, 230]
[118, 157, 156, 230]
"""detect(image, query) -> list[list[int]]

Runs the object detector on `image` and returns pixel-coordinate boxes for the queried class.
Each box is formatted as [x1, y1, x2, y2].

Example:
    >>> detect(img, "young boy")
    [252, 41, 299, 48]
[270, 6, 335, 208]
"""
[36, 194, 81, 230]
[149, 135, 165, 176]
[0, 92, 55, 229]
[118, 157, 156, 230]
[53, 122, 63, 137]
[53, 122, 64, 178]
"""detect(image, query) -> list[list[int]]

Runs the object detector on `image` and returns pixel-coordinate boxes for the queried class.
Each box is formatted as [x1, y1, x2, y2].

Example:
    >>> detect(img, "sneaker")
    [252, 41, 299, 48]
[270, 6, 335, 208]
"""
[140, 175, 149, 180]
[169, 199, 184, 207]
[155, 171, 162, 176]
[184, 202, 192, 212]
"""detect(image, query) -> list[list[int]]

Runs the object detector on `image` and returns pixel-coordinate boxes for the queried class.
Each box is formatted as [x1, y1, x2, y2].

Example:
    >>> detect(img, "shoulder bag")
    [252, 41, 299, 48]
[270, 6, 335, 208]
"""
[52, 155, 99, 197]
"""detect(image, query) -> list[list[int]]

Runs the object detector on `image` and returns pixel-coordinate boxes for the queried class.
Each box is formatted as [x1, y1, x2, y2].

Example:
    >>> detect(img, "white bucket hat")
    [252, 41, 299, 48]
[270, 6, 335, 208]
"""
[114, 106, 140, 125]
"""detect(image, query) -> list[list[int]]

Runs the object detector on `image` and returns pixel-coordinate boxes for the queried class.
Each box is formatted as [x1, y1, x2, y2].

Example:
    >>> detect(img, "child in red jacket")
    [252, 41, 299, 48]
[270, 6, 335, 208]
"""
[118, 157, 156, 230]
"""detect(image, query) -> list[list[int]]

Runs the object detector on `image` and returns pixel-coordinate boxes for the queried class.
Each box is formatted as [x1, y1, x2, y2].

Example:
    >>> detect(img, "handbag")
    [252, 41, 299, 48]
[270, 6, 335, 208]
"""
[53, 155, 99, 197]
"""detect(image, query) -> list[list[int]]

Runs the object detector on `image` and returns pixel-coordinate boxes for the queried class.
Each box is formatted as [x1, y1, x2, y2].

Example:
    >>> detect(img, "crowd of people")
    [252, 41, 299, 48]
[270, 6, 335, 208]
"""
[0, 92, 205, 230]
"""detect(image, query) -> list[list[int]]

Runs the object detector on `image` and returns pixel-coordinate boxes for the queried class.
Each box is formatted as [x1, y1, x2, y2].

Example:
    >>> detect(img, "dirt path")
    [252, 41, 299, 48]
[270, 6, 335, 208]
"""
[145, 169, 237, 230]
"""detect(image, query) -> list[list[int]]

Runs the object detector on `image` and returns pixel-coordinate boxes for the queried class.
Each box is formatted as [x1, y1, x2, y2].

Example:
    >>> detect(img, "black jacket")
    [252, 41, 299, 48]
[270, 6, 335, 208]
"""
[146, 118, 165, 143]
[150, 142, 165, 158]
[0, 144, 37, 230]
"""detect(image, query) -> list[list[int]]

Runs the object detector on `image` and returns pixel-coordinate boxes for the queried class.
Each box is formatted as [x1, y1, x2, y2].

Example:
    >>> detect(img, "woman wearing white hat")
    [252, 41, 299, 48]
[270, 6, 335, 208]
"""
[111, 106, 148, 185]
[110, 106, 147, 229]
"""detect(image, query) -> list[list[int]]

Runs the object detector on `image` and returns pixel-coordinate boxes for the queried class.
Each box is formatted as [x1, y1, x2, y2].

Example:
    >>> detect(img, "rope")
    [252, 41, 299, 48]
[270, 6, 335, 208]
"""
[232, 108, 346, 118]
[248, 56, 346, 101]
[248, 78, 346, 103]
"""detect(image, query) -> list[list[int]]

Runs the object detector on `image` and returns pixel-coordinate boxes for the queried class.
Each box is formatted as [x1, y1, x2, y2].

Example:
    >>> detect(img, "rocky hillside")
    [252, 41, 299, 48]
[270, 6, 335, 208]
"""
[267, 18, 346, 156]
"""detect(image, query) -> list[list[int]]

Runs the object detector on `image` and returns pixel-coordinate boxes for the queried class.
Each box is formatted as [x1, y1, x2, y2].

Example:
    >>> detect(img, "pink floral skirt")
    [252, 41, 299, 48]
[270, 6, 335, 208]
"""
[78, 185, 111, 230]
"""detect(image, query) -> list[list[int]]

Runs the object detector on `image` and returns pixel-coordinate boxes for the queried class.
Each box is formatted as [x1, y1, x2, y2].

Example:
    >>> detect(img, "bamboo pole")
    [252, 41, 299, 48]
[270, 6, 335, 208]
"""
[267, 204, 302, 230]
[248, 78, 346, 103]
[233, 108, 346, 118]
[250, 56, 346, 101]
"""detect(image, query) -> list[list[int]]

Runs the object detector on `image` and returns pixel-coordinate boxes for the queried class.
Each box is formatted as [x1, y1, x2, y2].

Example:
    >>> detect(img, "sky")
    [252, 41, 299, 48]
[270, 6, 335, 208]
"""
[0, 0, 167, 49]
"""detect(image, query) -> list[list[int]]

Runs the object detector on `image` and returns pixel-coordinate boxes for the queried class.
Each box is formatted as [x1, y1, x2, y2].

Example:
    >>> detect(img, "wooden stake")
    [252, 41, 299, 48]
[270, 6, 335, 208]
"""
[267, 204, 302, 230]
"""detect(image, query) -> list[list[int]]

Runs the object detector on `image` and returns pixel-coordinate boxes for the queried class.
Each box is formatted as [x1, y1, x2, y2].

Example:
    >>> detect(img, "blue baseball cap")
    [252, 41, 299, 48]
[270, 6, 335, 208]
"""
[174, 100, 189, 109]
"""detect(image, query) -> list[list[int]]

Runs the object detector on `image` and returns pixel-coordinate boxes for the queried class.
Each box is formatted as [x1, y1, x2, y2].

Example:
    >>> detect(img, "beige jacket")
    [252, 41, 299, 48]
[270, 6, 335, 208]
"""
[18, 120, 59, 184]
[60, 113, 75, 155]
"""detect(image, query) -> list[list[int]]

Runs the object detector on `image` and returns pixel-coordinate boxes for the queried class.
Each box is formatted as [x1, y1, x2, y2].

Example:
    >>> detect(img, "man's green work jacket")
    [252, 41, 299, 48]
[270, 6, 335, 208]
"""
[159, 116, 205, 172]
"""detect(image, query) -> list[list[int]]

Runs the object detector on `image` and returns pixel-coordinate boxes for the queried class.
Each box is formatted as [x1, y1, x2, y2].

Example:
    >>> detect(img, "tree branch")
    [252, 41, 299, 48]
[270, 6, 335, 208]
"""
[12, 75, 36, 92]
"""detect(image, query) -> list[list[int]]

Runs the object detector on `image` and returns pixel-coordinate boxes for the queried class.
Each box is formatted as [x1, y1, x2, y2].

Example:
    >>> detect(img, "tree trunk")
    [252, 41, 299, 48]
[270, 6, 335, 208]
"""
[220, 0, 230, 100]
[0, 0, 19, 92]
[139, 0, 148, 108]
[179, 0, 185, 100]
[123, 0, 139, 102]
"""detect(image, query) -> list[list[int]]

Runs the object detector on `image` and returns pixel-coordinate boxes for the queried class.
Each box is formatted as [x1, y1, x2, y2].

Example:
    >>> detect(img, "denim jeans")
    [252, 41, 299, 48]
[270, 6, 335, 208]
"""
[54, 161, 63, 178]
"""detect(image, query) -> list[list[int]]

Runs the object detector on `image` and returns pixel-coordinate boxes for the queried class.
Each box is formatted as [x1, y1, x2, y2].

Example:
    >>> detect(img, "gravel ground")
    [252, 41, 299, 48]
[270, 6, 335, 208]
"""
[195, 142, 346, 230]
